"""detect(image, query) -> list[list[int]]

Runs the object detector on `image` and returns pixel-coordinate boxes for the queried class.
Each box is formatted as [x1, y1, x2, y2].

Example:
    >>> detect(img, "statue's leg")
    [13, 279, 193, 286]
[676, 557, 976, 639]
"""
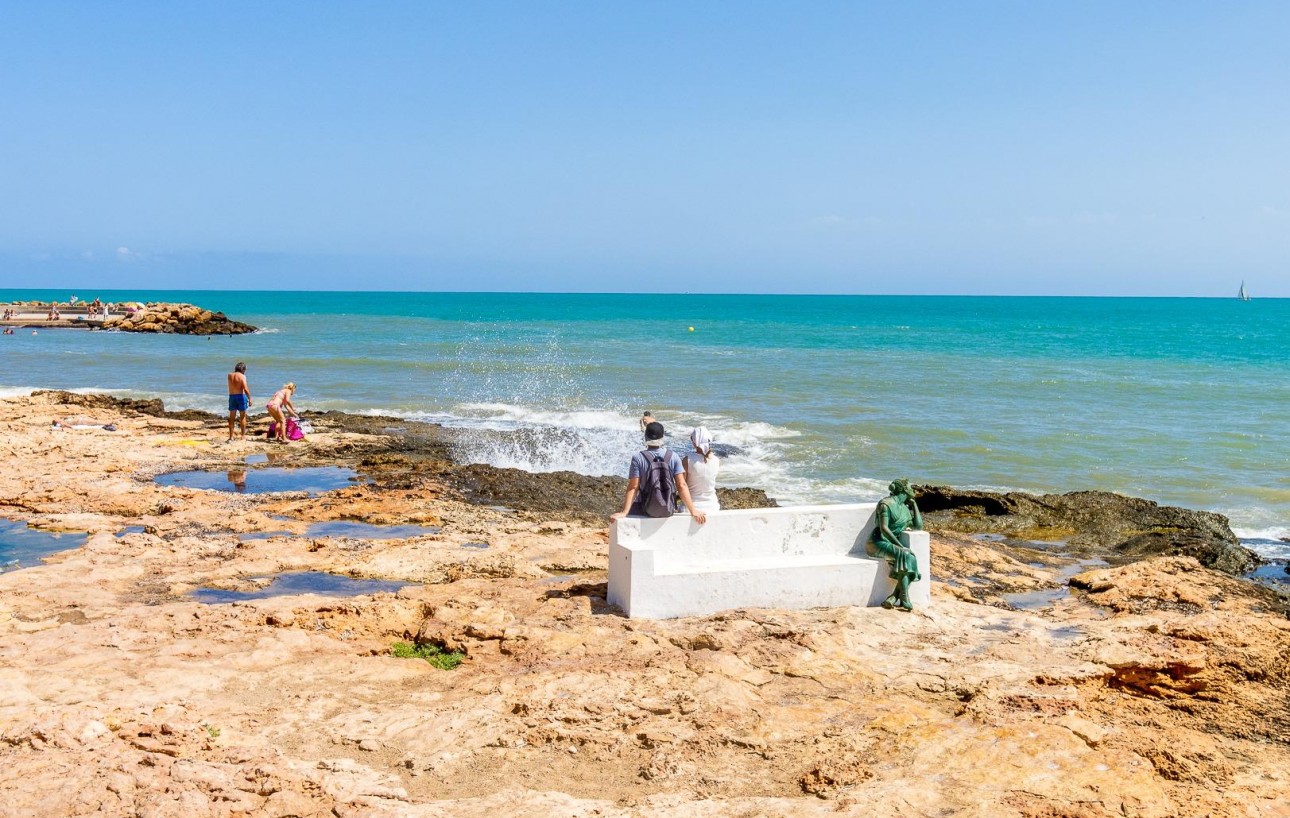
[896, 575, 913, 611]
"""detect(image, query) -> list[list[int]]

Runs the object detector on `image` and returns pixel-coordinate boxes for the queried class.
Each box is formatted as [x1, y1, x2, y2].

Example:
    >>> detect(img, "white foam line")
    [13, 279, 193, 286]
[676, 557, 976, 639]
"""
[1234, 526, 1290, 543]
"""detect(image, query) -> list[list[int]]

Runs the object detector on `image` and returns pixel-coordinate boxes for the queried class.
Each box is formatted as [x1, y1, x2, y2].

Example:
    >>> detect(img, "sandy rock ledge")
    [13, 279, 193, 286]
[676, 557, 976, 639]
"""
[0, 392, 1287, 817]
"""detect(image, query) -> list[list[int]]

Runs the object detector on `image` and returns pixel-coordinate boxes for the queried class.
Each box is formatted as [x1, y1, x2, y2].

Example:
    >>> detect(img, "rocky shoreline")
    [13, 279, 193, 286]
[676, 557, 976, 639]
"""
[1, 391, 1288, 817]
[916, 484, 1264, 576]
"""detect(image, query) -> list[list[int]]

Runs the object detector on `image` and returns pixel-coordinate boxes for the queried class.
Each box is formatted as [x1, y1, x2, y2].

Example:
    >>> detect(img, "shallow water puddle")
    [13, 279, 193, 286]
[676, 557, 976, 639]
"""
[979, 622, 1015, 632]
[1003, 557, 1109, 610]
[244, 453, 269, 464]
[155, 466, 363, 495]
[460, 541, 490, 550]
[238, 531, 294, 541]
[190, 571, 414, 604]
[1060, 557, 1109, 576]
[1002, 587, 1071, 610]
[304, 521, 441, 539]
[1246, 561, 1289, 587]
[0, 520, 88, 571]
[1048, 626, 1086, 641]
[115, 525, 147, 538]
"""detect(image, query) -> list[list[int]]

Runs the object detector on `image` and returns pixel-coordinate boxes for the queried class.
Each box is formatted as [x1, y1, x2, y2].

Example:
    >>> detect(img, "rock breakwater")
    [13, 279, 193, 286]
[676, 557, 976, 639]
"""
[105, 302, 257, 335]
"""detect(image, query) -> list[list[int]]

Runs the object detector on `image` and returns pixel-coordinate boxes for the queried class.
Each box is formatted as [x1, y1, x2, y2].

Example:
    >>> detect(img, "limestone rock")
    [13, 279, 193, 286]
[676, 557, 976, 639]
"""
[2, 393, 1289, 817]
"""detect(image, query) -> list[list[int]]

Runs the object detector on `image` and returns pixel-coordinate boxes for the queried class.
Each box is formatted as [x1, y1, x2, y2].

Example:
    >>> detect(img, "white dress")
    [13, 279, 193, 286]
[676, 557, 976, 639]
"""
[684, 455, 721, 513]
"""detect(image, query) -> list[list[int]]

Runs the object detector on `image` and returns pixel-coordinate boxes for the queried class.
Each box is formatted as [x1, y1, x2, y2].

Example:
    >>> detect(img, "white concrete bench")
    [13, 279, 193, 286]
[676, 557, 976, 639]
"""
[608, 503, 930, 619]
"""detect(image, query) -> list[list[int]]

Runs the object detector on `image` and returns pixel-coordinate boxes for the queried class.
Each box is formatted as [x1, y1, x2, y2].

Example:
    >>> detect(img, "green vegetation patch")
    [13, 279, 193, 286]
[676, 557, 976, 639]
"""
[390, 640, 465, 670]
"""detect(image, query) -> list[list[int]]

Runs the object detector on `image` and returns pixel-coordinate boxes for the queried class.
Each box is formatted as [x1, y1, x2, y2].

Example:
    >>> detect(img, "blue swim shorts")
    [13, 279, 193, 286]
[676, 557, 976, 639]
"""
[228, 393, 249, 412]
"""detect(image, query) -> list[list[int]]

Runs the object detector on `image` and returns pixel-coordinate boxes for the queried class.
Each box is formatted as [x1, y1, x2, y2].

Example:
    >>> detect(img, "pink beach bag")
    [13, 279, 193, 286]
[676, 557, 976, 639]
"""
[266, 419, 305, 441]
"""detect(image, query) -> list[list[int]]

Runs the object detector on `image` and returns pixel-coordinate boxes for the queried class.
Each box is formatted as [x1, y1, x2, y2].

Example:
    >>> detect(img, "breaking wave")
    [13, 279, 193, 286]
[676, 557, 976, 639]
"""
[355, 401, 828, 500]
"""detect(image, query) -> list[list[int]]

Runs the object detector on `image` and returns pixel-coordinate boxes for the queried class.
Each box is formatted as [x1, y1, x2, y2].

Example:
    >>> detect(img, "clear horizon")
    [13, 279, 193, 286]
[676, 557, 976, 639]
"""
[2, 3, 1288, 297]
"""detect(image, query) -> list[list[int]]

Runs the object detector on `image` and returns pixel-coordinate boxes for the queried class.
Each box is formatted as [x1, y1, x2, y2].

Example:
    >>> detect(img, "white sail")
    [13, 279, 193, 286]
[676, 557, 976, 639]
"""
[1238, 281, 1250, 301]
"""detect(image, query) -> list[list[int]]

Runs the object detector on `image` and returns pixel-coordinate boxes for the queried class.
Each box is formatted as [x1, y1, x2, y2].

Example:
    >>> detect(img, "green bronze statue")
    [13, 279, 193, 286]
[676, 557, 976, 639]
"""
[869, 478, 923, 611]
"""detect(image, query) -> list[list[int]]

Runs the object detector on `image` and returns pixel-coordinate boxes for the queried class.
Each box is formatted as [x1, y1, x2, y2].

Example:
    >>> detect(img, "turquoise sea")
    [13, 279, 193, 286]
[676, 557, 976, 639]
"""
[2, 289, 1287, 560]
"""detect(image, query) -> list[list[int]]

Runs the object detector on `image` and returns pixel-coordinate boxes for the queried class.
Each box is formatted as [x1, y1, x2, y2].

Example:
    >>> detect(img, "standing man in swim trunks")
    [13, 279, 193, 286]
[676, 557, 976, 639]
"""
[227, 362, 251, 441]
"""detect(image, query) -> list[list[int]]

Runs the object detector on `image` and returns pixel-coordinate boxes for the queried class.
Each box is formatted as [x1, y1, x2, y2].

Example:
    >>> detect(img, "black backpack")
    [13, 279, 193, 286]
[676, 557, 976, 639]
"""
[638, 449, 678, 517]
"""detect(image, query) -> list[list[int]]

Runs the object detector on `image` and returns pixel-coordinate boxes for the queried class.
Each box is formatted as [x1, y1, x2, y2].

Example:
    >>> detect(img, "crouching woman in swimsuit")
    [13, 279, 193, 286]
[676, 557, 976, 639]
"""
[265, 382, 298, 443]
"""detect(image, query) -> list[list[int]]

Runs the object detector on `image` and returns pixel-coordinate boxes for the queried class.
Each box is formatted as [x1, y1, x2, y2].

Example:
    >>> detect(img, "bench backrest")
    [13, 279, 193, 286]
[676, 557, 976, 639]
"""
[613, 503, 880, 568]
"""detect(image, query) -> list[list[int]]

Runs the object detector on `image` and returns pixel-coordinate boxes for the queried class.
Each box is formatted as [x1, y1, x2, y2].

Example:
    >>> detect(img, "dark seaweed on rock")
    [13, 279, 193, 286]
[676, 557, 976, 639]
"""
[916, 484, 1260, 575]
[31, 391, 215, 422]
[32, 391, 168, 417]
[316, 411, 778, 521]
[446, 464, 777, 522]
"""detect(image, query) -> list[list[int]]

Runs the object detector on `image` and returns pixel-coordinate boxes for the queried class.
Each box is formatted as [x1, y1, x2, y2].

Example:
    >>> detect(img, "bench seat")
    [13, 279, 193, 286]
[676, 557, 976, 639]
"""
[655, 552, 872, 575]
[609, 503, 930, 619]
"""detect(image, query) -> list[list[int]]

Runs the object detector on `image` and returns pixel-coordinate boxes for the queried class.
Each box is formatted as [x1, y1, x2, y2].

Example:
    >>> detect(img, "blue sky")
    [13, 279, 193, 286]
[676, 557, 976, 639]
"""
[1, 2, 1287, 295]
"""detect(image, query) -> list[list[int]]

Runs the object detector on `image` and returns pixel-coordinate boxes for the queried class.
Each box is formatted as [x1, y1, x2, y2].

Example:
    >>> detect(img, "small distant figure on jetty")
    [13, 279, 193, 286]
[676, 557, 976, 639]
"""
[265, 383, 299, 444]
[227, 362, 252, 442]
[870, 478, 924, 612]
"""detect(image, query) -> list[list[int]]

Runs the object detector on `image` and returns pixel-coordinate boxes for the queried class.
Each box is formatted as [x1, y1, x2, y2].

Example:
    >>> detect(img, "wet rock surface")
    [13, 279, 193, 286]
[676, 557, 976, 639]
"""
[315, 410, 777, 521]
[438, 463, 777, 522]
[917, 484, 1259, 575]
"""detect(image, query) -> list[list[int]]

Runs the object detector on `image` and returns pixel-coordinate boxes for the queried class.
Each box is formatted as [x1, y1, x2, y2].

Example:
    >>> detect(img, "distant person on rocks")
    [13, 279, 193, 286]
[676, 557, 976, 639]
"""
[682, 426, 721, 514]
[639, 411, 654, 433]
[611, 421, 707, 524]
[226, 362, 252, 442]
[265, 382, 299, 443]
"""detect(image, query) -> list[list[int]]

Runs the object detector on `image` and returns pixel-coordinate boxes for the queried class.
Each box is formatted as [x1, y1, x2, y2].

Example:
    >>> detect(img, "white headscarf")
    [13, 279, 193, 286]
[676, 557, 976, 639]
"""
[689, 426, 713, 459]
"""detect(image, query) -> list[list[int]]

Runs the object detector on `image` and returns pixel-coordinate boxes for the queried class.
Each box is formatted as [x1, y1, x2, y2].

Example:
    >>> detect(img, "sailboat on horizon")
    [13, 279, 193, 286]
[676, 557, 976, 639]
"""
[1238, 281, 1251, 301]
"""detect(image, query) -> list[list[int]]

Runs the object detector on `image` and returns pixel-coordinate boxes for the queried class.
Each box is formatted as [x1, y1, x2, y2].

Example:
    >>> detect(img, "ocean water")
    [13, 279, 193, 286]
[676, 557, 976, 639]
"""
[2, 290, 1288, 557]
